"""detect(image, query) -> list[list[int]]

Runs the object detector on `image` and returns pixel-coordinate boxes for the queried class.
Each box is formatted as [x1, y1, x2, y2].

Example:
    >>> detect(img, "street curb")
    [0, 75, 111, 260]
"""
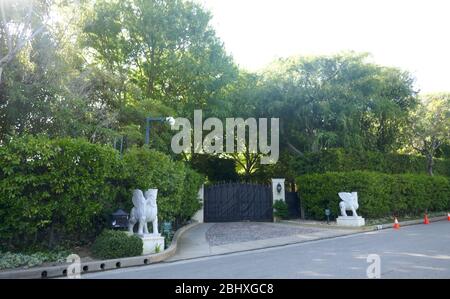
[370, 215, 447, 230]
[281, 215, 447, 231]
[0, 222, 200, 279]
[164, 216, 448, 264]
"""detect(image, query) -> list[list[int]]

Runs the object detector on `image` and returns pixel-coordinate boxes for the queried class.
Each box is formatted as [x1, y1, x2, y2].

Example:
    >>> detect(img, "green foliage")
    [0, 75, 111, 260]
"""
[190, 154, 239, 183]
[91, 230, 143, 259]
[408, 93, 450, 175]
[273, 200, 289, 220]
[0, 136, 203, 251]
[294, 148, 450, 177]
[83, 0, 237, 115]
[121, 147, 203, 223]
[297, 171, 450, 220]
[259, 53, 417, 154]
[0, 135, 122, 249]
[0, 250, 70, 270]
[256, 148, 450, 185]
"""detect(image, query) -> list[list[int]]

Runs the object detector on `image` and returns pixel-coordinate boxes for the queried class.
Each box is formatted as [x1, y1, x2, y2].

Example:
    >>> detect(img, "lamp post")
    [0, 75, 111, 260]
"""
[145, 116, 175, 145]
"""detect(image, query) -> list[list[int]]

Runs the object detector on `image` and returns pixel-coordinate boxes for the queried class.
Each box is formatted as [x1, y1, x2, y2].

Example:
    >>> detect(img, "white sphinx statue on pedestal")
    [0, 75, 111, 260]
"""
[128, 189, 159, 236]
[336, 191, 365, 227]
[127, 188, 164, 255]
[338, 192, 359, 217]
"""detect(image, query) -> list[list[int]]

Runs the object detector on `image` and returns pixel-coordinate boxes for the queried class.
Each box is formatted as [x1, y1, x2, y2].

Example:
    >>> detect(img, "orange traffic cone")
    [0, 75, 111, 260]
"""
[393, 217, 400, 229]
[424, 213, 430, 225]
[447, 212, 450, 221]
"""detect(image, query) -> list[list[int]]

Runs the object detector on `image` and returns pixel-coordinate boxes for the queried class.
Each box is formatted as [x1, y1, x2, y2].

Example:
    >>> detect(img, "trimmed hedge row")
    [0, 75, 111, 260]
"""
[297, 171, 450, 220]
[297, 148, 450, 176]
[256, 149, 450, 184]
[0, 136, 203, 250]
[295, 149, 450, 177]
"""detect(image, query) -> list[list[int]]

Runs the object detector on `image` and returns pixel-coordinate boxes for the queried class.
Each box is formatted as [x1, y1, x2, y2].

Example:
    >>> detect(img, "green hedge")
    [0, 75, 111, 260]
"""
[0, 136, 122, 249]
[256, 149, 450, 184]
[297, 171, 450, 220]
[295, 149, 450, 177]
[120, 147, 203, 223]
[0, 136, 203, 250]
[91, 230, 143, 259]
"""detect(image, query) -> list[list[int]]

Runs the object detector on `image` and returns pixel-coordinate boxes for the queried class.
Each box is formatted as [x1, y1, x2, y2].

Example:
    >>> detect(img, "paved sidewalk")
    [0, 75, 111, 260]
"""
[167, 222, 356, 261]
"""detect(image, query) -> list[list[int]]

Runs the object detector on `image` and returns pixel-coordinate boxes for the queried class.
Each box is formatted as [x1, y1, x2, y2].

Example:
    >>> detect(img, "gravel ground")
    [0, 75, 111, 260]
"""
[205, 222, 322, 246]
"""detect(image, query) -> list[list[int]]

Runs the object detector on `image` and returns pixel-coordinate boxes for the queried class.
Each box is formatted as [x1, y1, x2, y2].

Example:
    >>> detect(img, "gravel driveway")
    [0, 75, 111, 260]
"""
[206, 222, 323, 246]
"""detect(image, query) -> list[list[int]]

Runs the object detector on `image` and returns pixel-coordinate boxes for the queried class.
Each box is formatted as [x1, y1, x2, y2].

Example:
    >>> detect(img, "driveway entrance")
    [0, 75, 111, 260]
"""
[203, 183, 273, 222]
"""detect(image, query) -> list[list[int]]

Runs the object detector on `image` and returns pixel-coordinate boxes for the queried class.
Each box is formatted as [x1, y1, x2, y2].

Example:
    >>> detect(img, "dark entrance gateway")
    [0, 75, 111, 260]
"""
[203, 182, 273, 222]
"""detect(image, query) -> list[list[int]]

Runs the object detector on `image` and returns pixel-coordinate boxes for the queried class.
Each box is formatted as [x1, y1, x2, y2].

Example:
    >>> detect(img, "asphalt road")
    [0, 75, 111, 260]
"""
[83, 221, 450, 279]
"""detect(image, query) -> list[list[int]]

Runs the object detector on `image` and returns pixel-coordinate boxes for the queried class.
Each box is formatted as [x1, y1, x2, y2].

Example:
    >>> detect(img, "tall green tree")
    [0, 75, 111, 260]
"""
[258, 52, 418, 154]
[82, 0, 237, 115]
[409, 93, 450, 176]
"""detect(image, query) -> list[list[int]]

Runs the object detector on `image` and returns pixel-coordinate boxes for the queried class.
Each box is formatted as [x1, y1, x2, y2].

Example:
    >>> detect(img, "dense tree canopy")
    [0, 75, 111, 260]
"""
[0, 0, 447, 181]
[258, 53, 418, 154]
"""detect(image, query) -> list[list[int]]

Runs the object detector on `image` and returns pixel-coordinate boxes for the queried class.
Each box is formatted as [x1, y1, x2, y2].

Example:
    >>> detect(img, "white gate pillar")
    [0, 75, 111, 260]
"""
[192, 184, 204, 223]
[271, 178, 285, 203]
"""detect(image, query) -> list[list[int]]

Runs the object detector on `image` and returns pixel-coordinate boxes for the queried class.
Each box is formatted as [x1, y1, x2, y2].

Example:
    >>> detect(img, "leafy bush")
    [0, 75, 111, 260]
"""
[0, 135, 122, 249]
[190, 154, 239, 182]
[297, 171, 450, 220]
[120, 147, 203, 224]
[0, 136, 203, 251]
[256, 149, 450, 184]
[273, 200, 289, 220]
[0, 250, 69, 270]
[91, 230, 143, 259]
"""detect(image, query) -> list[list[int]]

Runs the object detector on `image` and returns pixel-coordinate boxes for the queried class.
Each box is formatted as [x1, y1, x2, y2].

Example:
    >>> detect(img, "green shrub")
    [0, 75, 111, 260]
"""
[120, 147, 203, 224]
[0, 250, 70, 270]
[273, 200, 289, 219]
[190, 154, 239, 182]
[0, 135, 122, 249]
[0, 136, 203, 251]
[256, 149, 450, 184]
[91, 230, 143, 259]
[297, 171, 450, 220]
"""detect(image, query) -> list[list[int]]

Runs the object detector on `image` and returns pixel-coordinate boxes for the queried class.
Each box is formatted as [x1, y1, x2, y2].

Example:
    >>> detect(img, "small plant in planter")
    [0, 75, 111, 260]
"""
[273, 200, 289, 221]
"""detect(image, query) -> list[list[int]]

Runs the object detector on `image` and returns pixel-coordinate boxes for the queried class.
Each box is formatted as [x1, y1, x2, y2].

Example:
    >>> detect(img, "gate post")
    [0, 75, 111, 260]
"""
[271, 178, 285, 202]
[192, 184, 204, 223]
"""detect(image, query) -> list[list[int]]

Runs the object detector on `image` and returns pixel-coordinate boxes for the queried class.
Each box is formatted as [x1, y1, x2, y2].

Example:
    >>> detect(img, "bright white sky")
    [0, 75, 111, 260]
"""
[196, 0, 450, 94]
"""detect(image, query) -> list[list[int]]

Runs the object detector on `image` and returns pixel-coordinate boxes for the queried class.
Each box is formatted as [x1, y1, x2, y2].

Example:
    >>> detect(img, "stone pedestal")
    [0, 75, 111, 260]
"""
[140, 234, 165, 255]
[337, 216, 365, 227]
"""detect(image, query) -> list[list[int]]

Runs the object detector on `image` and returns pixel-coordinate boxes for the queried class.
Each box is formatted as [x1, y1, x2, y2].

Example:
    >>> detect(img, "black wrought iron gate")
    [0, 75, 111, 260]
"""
[204, 183, 273, 222]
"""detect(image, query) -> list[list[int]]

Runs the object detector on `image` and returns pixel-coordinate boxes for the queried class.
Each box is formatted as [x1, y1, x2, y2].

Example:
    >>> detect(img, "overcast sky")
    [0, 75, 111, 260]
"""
[196, 0, 450, 94]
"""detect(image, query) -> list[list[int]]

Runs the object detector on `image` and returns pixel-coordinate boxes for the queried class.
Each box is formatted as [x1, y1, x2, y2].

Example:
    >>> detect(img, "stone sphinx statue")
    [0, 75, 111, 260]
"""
[338, 192, 359, 217]
[128, 189, 159, 236]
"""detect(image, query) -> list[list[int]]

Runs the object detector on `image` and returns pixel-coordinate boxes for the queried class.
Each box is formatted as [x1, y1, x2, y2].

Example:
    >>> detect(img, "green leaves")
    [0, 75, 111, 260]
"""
[258, 52, 417, 153]
[0, 250, 70, 270]
[297, 171, 450, 220]
[0, 135, 203, 250]
[121, 147, 203, 222]
[91, 230, 143, 259]
[0, 135, 122, 249]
